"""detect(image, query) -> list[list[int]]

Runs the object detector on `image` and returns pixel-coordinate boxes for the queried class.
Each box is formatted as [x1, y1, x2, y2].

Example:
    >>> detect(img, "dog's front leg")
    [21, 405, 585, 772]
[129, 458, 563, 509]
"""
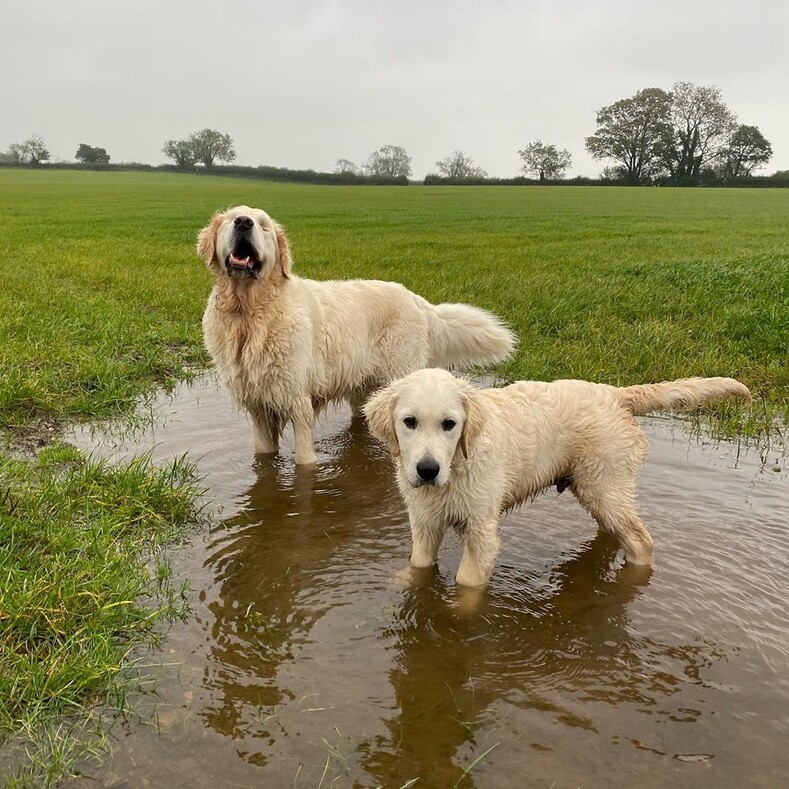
[292, 397, 318, 465]
[250, 404, 279, 455]
[409, 513, 445, 569]
[456, 517, 501, 587]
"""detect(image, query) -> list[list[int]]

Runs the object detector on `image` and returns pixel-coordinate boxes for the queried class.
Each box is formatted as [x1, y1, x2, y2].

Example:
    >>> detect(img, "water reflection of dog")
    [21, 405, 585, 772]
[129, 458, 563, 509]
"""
[196, 417, 402, 746]
[361, 531, 714, 788]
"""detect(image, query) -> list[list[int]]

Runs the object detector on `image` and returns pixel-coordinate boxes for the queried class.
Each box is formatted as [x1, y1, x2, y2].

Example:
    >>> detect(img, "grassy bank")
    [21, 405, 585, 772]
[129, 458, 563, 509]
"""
[0, 446, 202, 785]
[0, 169, 787, 782]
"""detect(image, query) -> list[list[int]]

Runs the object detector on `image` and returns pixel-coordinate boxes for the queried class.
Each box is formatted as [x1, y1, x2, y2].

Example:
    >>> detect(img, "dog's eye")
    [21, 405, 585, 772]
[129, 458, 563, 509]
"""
[441, 419, 456, 431]
[403, 417, 417, 429]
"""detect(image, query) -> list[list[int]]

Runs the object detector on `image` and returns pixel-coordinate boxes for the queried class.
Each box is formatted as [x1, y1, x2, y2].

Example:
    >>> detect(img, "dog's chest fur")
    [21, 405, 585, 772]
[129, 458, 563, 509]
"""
[203, 285, 301, 409]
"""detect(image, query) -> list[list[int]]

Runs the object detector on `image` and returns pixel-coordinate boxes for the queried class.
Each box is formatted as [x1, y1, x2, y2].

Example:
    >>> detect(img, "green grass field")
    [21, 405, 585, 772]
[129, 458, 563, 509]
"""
[1, 168, 787, 431]
[1, 168, 787, 784]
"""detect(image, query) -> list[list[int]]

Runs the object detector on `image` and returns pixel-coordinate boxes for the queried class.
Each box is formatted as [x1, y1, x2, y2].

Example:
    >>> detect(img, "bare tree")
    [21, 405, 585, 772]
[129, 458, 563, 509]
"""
[7, 134, 51, 165]
[518, 141, 571, 181]
[434, 150, 487, 179]
[665, 82, 736, 180]
[363, 145, 412, 178]
[6, 143, 25, 163]
[334, 158, 359, 175]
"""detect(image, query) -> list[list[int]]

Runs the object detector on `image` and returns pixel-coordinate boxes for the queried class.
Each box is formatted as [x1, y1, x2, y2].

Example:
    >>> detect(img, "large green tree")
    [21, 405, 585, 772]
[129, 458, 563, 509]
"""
[188, 129, 236, 167]
[75, 143, 110, 163]
[162, 138, 197, 166]
[719, 124, 773, 177]
[585, 88, 672, 183]
[518, 141, 571, 181]
[162, 129, 235, 167]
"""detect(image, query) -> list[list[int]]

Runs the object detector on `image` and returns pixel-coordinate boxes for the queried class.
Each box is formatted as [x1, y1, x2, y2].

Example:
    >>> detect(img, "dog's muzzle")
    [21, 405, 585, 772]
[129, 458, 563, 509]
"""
[225, 217, 262, 278]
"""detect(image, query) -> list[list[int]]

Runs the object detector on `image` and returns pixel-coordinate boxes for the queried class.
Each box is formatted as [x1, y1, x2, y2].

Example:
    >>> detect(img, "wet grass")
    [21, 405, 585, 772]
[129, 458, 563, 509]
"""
[0, 169, 787, 782]
[0, 444, 203, 785]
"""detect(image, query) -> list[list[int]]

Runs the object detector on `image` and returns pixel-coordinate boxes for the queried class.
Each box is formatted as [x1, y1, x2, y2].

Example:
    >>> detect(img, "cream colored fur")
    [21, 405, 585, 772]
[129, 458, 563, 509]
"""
[197, 206, 515, 464]
[364, 368, 751, 586]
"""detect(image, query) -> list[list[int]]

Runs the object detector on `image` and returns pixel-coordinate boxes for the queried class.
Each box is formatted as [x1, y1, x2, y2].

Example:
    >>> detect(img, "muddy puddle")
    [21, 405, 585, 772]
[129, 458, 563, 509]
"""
[67, 376, 789, 788]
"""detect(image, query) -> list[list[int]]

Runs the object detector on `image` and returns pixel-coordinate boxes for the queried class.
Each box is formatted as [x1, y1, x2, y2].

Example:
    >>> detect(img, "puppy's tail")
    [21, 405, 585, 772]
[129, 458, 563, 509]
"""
[428, 303, 516, 369]
[614, 377, 752, 416]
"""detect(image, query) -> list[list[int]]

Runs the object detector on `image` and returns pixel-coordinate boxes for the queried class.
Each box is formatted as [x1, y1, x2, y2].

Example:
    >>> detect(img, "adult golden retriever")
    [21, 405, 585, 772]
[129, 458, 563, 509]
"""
[364, 368, 751, 586]
[197, 206, 515, 464]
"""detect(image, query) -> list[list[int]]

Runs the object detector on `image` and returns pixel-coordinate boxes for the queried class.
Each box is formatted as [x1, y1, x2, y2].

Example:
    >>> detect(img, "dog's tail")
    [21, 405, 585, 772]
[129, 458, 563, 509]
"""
[427, 303, 516, 369]
[614, 377, 752, 416]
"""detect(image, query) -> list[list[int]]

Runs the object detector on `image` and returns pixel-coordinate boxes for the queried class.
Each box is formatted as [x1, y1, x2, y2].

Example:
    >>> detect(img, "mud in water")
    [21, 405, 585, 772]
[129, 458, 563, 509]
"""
[67, 376, 789, 788]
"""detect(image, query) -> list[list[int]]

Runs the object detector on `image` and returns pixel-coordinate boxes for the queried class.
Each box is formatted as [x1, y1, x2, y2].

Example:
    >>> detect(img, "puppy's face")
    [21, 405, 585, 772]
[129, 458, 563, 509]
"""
[365, 369, 480, 489]
[197, 205, 291, 281]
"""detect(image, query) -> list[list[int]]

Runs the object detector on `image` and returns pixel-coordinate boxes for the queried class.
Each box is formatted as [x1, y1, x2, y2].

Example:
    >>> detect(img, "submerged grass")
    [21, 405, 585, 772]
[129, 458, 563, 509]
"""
[0, 169, 787, 782]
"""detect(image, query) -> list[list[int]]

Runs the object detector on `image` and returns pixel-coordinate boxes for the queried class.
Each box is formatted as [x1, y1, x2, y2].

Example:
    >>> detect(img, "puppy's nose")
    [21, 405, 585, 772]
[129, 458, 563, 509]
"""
[234, 215, 254, 230]
[416, 459, 440, 482]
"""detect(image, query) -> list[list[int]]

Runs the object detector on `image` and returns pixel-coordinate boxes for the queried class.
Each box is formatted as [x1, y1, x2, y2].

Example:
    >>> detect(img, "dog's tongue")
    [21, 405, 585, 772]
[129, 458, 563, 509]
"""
[229, 254, 253, 269]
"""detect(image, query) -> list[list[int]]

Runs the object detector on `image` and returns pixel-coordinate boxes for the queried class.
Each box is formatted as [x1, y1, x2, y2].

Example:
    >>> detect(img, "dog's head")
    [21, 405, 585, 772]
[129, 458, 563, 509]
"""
[196, 205, 292, 282]
[363, 368, 484, 489]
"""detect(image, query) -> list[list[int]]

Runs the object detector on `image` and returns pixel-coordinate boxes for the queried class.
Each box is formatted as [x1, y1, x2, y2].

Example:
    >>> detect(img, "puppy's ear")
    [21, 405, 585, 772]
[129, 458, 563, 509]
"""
[363, 386, 399, 457]
[459, 389, 484, 459]
[197, 213, 223, 266]
[274, 222, 292, 280]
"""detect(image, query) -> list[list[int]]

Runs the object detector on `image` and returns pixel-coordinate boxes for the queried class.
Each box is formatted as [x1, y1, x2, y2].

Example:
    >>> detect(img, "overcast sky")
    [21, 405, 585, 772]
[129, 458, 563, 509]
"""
[3, 0, 787, 178]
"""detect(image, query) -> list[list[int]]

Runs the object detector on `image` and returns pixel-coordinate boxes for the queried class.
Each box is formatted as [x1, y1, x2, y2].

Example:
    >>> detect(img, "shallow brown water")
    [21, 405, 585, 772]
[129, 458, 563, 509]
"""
[69, 377, 788, 788]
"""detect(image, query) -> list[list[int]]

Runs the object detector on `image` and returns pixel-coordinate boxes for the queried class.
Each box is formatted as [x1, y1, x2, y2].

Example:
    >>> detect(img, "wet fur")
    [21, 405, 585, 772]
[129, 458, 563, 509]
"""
[364, 368, 751, 586]
[197, 206, 516, 464]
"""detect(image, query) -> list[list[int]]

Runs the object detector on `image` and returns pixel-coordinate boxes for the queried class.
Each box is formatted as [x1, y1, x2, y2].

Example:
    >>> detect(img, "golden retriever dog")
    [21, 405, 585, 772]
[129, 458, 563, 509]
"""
[364, 368, 751, 587]
[197, 206, 515, 464]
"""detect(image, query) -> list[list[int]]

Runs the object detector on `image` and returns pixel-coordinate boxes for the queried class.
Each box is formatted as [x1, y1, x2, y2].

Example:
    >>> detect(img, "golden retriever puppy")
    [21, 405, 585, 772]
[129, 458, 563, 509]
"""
[364, 368, 751, 587]
[197, 206, 515, 464]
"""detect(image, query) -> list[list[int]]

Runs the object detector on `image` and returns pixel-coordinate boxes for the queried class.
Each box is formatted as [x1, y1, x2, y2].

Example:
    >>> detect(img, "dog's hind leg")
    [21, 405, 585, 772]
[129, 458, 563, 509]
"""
[456, 517, 501, 587]
[574, 483, 654, 565]
[292, 396, 318, 465]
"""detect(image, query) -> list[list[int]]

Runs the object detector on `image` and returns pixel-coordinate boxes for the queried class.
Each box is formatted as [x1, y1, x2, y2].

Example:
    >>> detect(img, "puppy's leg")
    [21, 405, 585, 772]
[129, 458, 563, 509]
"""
[292, 397, 318, 465]
[573, 421, 653, 565]
[456, 518, 501, 587]
[250, 405, 279, 455]
[409, 513, 446, 568]
[574, 483, 654, 565]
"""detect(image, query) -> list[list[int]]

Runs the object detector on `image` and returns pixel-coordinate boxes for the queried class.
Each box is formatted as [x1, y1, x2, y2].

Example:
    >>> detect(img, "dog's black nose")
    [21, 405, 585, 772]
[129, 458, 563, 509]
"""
[234, 215, 254, 231]
[416, 459, 440, 482]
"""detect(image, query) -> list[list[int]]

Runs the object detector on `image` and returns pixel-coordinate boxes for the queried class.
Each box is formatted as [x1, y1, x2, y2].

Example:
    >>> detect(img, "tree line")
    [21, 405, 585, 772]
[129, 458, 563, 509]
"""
[0, 82, 781, 185]
[585, 81, 772, 184]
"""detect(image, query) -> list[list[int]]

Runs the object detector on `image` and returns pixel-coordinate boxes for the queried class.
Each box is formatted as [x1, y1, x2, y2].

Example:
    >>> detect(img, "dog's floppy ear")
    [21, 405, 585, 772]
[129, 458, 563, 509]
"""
[459, 389, 484, 459]
[274, 222, 292, 280]
[363, 385, 399, 457]
[197, 212, 223, 266]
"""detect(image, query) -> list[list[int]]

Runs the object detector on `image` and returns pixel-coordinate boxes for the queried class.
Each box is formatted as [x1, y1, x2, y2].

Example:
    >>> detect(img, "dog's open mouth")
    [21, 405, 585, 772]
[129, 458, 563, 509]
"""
[225, 239, 262, 278]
